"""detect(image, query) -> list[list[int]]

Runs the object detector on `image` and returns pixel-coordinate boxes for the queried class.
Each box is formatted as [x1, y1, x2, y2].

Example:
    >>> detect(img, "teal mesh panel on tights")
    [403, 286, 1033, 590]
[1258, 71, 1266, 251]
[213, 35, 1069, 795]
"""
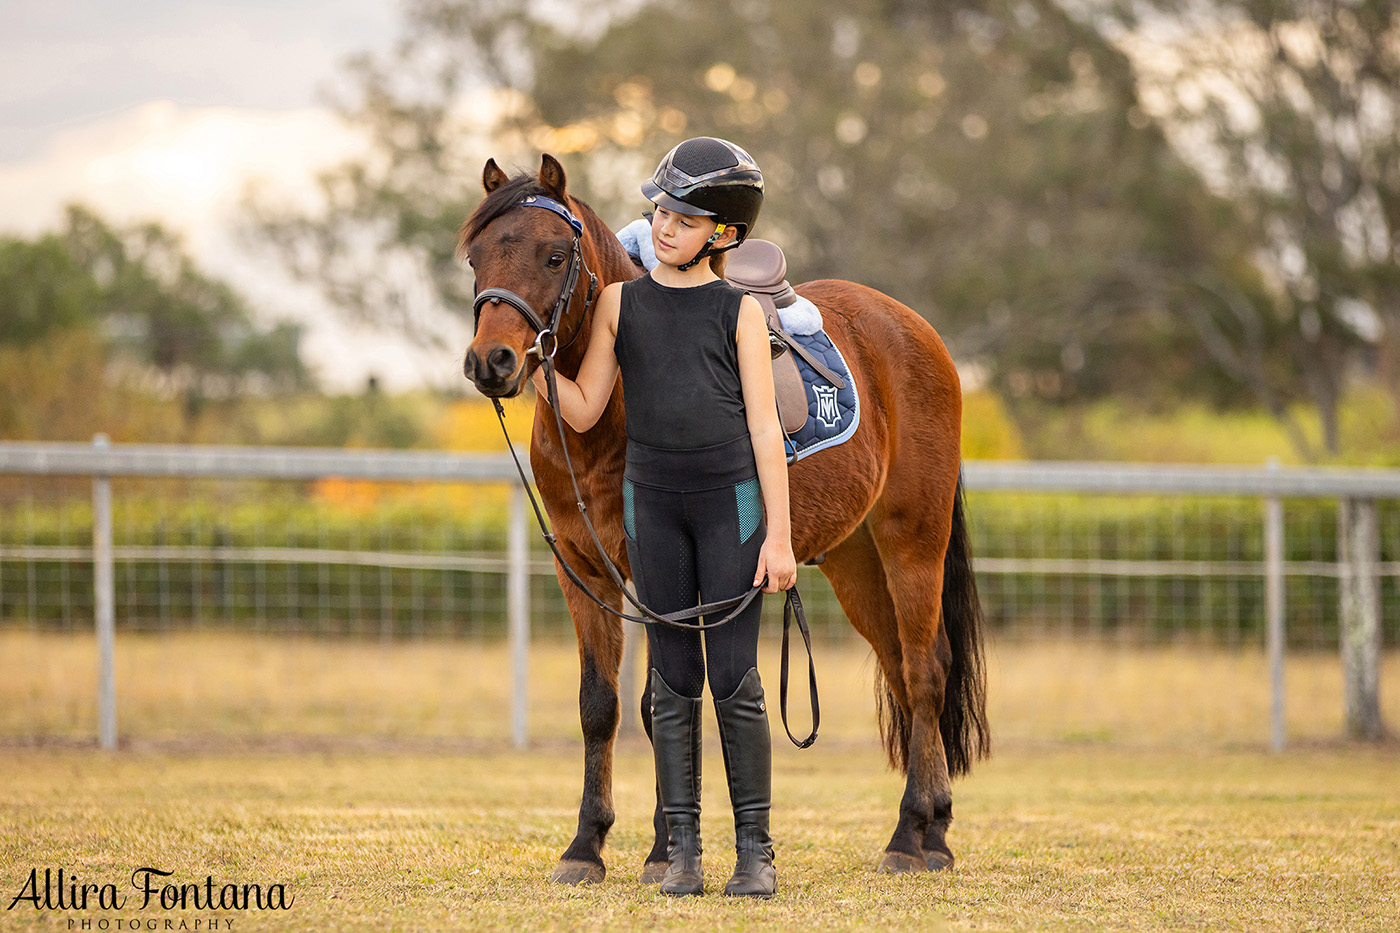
[623, 479, 636, 540]
[736, 477, 762, 544]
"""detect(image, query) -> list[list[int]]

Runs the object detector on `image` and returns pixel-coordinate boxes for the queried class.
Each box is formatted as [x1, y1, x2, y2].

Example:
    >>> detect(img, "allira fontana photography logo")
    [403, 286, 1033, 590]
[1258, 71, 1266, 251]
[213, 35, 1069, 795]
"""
[8, 867, 294, 925]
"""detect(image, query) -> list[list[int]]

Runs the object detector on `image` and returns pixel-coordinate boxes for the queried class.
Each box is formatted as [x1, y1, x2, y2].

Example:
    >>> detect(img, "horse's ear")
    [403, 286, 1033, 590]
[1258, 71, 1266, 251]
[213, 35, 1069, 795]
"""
[483, 158, 508, 193]
[538, 154, 568, 201]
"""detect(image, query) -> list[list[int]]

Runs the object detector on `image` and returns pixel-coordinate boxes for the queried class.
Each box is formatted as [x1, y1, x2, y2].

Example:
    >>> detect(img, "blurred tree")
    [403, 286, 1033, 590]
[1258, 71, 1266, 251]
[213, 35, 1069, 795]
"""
[254, 0, 1346, 453]
[0, 231, 101, 347]
[1105, 0, 1400, 455]
[0, 206, 310, 407]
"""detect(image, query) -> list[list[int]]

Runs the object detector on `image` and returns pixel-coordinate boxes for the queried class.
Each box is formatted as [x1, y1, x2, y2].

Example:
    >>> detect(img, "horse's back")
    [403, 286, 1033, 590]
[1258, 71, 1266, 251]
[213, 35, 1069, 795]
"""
[784, 278, 962, 558]
[795, 278, 961, 427]
[795, 279, 958, 382]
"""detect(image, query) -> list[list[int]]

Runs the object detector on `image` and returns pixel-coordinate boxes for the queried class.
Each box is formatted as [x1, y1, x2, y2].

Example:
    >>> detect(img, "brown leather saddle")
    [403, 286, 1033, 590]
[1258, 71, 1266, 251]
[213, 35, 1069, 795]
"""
[725, 239, 846, 434]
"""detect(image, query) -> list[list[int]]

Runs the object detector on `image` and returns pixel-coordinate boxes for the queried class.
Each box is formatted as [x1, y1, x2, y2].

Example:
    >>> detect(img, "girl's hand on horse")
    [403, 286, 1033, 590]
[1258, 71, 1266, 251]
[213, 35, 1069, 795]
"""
[529, 283, 623, 432]
[755, 536, 798, 593]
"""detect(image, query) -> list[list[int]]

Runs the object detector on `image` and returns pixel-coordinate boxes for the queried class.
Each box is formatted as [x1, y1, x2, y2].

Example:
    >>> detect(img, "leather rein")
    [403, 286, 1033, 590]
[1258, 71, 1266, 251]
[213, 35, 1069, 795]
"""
[470, 194, 818, 748]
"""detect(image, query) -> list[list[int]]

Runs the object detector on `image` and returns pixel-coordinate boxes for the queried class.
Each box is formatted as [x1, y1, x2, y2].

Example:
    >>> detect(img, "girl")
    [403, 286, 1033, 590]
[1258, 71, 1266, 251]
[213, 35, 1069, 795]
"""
[531, 137, 796, 898]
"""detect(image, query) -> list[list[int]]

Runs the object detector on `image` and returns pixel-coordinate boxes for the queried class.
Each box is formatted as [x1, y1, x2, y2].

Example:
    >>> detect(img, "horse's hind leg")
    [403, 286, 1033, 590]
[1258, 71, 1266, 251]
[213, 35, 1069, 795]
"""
[869, 486, 959, 873]
[820, 522, 933, 865]
[551, 574, 625, 885]
[820, 521, 908, 719]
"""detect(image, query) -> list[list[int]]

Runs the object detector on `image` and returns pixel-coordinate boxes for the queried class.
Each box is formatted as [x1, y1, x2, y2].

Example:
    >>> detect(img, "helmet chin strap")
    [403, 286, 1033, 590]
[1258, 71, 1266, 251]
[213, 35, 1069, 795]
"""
[678, 223, 732, 271]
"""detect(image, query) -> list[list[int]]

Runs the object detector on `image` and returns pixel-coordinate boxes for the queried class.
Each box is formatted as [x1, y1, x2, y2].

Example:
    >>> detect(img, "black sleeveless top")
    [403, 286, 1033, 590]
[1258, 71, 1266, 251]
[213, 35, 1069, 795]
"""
[614, 274, 749, 451]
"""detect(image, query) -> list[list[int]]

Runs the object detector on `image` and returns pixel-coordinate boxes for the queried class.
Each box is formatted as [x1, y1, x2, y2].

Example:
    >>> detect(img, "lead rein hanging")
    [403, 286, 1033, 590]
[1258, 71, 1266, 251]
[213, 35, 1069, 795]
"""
[489, 345, 818, 747]
[478, 193, 817, 745]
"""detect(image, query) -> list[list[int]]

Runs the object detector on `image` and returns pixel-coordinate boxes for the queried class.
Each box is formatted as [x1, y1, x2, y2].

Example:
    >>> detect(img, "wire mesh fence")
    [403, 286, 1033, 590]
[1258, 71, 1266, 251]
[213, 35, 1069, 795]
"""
[968, 491, 1400, 649]
[1, 442, 1396, 750]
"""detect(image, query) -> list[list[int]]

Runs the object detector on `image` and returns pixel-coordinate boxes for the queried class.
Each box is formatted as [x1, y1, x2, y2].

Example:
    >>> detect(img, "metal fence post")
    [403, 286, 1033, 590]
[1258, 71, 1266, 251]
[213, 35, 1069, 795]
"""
[92, 434, 117, 750]
[1264, 459, 1285, 752]
[1338, 497, 1382, 740]
[508, 478, 530, 749]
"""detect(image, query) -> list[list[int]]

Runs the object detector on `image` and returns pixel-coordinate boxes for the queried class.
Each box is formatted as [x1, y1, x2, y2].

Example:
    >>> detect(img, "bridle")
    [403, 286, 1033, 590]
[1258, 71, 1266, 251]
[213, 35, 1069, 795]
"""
[469, 192, 819, 748]
[471, 194, 598, 364]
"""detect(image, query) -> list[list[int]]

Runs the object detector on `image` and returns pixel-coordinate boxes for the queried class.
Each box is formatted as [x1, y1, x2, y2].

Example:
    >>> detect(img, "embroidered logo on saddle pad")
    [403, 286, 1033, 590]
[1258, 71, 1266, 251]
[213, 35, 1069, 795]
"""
[784, 330, 859, 463]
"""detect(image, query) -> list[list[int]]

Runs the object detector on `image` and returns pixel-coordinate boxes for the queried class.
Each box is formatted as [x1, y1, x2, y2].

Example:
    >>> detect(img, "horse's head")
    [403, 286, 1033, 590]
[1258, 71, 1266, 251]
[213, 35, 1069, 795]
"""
[459, 154, 598, 398]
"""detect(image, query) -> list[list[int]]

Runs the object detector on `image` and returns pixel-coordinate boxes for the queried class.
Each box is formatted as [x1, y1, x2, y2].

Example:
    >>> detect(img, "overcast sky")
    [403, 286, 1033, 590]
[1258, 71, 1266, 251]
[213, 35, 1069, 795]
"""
[1, 0, 397, 160]
[0, 0, 483, 392]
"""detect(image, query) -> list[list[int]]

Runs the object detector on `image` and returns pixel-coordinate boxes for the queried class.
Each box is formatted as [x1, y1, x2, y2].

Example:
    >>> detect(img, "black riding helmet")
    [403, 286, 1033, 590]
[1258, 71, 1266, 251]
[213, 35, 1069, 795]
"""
[641, 137, 763, 269]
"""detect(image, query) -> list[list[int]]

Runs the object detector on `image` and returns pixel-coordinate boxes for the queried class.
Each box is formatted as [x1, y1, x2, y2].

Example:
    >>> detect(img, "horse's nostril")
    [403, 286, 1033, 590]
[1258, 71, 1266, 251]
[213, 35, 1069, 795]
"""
[487, 347, 517, 378]
[463, 350, 478, 379]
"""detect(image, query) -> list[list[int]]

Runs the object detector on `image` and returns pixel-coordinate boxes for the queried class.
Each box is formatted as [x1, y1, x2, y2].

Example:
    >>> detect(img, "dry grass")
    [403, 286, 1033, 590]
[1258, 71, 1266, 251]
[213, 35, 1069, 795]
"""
[2, 742, 1397, 932]
[3, 629, 1399, 930]
[3, 629, 1398, 749]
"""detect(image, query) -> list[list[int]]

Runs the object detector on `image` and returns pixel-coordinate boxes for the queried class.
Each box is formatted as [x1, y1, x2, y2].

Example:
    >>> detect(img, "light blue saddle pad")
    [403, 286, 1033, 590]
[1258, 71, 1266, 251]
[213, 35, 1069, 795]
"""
[784, 329, 860, 464]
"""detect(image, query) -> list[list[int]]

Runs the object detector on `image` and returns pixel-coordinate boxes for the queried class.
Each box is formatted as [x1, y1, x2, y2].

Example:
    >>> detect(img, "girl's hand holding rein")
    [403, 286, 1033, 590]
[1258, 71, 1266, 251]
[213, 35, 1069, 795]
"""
[755, 535, 798, 593]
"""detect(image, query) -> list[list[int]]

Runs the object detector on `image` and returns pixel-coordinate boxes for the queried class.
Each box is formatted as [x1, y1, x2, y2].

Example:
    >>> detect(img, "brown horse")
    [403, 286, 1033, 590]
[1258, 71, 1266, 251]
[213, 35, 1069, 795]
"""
[460, 154, 989, 882]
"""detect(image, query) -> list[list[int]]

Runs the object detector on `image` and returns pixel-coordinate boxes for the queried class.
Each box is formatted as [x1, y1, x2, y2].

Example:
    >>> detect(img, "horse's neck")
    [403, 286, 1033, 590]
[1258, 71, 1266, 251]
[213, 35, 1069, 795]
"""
[580, 205, 643, 290]
[548, 207, 638, 445]
[554, 205, 639, 373]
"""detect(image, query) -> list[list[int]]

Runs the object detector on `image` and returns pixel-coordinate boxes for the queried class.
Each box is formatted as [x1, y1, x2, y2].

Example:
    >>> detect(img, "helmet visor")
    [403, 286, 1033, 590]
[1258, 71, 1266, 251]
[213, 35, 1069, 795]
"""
[640, 181, 718, 218]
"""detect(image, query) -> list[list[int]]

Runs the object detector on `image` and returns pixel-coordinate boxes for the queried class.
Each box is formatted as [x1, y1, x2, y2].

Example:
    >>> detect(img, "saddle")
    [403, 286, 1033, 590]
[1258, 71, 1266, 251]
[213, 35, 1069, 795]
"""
[726, 239, 846, 434]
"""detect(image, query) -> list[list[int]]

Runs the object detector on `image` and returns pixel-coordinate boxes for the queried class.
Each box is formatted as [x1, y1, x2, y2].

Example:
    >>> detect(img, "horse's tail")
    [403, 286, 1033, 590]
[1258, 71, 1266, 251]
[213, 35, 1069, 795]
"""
[874, 468, 990, 776]
[938, 470, 990, 776]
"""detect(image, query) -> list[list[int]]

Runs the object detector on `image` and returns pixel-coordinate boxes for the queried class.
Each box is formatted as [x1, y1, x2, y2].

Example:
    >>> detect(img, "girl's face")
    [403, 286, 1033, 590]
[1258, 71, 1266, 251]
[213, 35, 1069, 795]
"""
[650, 206, 730, 267]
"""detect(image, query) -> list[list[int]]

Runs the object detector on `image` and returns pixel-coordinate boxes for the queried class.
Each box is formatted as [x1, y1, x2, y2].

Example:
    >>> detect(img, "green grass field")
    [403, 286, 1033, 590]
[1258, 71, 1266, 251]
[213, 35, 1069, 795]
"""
[2, 632, 1398, 931]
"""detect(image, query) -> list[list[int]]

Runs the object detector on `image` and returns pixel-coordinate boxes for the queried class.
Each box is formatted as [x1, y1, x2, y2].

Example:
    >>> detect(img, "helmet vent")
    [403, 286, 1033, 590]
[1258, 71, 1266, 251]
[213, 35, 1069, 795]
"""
[672, 137, 740, 177]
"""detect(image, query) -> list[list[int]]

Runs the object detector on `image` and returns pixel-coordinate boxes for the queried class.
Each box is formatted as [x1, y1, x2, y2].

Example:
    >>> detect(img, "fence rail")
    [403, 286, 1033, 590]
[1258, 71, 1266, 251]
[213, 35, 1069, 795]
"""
[0, 438, 1391, 750]
[965, 459, 1400, 498]
[12, 440, 1400, 496]
[0, 440, 533, 483]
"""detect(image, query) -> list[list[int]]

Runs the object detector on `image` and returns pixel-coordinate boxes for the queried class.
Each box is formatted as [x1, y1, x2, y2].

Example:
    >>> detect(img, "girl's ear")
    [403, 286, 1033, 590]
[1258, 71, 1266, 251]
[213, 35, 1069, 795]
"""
[715, 224, 739, 248]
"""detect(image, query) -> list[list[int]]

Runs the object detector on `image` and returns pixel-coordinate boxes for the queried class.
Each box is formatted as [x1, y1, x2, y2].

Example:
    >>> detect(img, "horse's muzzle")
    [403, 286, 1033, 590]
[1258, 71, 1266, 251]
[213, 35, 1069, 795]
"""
[464, 345, 524, 397]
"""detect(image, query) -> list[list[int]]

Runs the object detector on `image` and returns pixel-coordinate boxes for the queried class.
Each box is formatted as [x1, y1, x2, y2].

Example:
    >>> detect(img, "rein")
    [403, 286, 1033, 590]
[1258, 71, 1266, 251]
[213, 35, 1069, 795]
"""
[471, 194, 819, 748]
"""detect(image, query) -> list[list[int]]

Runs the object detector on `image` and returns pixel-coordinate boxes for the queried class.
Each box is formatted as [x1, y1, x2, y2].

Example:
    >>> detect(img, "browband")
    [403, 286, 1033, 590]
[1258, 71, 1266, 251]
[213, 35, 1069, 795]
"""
[520, 194, 584, 236]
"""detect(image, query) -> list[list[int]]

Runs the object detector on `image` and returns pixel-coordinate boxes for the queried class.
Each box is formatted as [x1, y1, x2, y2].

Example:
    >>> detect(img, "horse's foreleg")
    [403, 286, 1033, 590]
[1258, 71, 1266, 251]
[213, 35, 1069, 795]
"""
[552, 578, 624, 886]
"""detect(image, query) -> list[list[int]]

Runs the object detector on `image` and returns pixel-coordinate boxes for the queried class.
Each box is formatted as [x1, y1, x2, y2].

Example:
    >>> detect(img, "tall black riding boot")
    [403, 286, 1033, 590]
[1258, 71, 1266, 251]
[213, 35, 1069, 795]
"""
[651, 669, 704, 896]
[715, 667, 776, 898]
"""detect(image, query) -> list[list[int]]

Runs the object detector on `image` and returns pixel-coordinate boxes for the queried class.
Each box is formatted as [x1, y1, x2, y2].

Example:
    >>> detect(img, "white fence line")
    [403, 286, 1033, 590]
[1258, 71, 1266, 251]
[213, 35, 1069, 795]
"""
[0, 437, 1390, 749]
[0, 441, 533, 483]
[10, 439, 1400, 495]
[0, 545, 557, 575]
[964, 460, 1400, 498]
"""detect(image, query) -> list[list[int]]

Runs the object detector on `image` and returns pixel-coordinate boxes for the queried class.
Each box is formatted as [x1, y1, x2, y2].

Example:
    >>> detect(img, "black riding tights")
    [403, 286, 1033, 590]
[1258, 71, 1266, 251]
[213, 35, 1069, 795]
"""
[624, 476, 766, 701]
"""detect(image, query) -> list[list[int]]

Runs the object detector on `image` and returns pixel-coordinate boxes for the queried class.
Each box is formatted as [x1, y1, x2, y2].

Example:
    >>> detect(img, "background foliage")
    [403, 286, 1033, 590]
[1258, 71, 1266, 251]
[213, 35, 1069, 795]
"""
[247, 0, 1400, 459]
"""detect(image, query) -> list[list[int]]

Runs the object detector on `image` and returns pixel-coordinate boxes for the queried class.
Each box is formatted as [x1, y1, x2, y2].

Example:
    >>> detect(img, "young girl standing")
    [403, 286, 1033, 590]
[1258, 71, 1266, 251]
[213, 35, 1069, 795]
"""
[531, 137, 796, 898]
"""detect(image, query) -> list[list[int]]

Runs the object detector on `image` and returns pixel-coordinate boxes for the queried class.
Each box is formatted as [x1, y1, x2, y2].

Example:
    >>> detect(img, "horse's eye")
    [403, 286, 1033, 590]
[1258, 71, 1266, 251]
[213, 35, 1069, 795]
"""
[548, 252, 567, 269]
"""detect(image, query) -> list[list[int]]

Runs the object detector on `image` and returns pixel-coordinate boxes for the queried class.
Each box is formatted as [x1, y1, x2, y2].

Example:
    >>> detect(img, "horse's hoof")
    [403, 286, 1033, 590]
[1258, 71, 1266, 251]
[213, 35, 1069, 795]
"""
[876, 851, 928, 874]
[551, 859, 605, 885]
[639, 861, 668, 884]
[924, 849, 955, 871]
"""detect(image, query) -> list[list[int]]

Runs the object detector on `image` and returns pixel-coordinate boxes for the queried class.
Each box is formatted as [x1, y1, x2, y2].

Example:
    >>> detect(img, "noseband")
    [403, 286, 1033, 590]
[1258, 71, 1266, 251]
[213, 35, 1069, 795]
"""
[471, 194, 598, 361]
